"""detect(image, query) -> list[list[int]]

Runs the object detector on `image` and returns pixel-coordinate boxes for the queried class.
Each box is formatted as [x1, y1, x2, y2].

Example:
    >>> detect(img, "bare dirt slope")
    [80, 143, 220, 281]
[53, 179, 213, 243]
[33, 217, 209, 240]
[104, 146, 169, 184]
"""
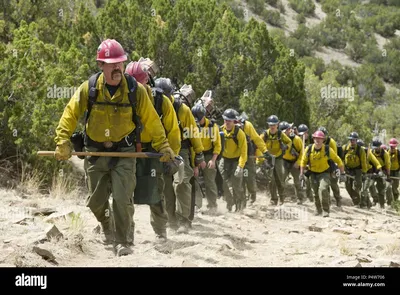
[1, 161, 399, 267]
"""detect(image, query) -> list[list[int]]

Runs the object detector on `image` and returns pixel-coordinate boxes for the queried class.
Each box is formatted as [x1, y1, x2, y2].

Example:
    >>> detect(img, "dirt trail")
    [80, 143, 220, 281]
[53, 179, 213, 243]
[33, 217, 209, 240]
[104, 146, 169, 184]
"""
[1, 160, 399, 267]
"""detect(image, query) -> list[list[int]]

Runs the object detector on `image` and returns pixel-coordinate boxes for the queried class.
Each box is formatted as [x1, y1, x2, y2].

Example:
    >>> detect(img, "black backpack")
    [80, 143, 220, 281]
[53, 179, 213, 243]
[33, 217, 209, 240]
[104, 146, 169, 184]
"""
[305, 144, 335, 172]
[225, 122, 255, 156]
[85, 72, 141, 142]
[342, 143, 361, 160]
[263, 129, 286, 152]
[71, 72, 141, 157]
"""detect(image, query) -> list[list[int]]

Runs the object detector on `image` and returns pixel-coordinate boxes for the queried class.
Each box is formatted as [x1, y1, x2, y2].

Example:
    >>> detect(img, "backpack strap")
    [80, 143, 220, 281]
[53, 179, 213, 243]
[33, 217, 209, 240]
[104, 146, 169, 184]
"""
[306, 144, 313, 165]
[325, 144, 330, 159]
[232, 125, 240, 146]
[152, 87, 164, 119]
[124, 73, 141, 152]
[85, 72, 102, 128]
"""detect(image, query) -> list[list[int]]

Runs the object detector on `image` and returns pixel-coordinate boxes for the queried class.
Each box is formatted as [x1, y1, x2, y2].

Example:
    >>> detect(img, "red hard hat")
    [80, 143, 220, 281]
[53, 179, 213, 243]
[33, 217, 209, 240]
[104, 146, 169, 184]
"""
[389, 138, 398, 147]
[312, 130, 325, 139]
[125, 61, 148, 85]
[96, 39, 127, 63]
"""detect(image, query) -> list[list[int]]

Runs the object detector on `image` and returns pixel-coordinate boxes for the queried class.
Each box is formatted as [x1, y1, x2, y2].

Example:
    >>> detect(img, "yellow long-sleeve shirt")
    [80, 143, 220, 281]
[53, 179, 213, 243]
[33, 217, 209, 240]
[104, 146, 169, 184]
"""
[283, 135, 303, 166]
[242, 120, 267, 154]
[141, 85, 181, 154]
[170, 95, 204, 154]
[365, 148, 382, 171]
[199, 118, 221, 155]
[325, 137, 338, 154]
[300, 144, 343, 173]
[371, 148, 391, 172]
[388, 148, 400, 171]
[260, 129, 292, 158]
[55, 73, 169, 152]
[221, 125, 248, 168]
[342, 143, 368, 173]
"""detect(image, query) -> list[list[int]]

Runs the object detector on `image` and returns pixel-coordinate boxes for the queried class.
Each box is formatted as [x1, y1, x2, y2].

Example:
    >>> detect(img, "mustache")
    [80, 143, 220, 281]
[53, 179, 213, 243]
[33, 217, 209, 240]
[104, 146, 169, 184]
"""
[112, 69, 122, 75]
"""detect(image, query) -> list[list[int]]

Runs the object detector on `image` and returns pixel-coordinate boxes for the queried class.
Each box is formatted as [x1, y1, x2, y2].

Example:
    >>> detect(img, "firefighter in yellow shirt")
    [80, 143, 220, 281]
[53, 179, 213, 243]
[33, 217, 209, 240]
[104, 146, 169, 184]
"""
[341, 132, 368, 207]
[318, 127, 342, 208]
[234, 112, 268, 205]
[297, 124, 313, 202]
[300, 130, 345, 217]
[260, 115, 292, 205]
[219, 109, 248, 212]
[155, 78, 205, 233]
[386, 138, 400, 206]
[54, 39, 174, 256]
[357, 139, 384, 209]
[191, 104, 221, 213]
[370, 139, 391, 209]
[280, 121, 304, 204]
[125, 59, 181, 243]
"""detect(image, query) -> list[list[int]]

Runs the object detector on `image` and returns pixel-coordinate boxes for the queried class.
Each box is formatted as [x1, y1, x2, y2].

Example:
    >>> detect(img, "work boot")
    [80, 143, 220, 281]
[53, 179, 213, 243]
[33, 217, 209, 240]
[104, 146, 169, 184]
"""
[177, 220, 190, 234]
[270, 199, 278, 206]
[322, 211, 329, 218]
[314, 210, 322, 216]
[155, 231, 167, 244]
[115, 244, 133, 257]
[279, 196, 285, 205]
[100, 219, 113, 245]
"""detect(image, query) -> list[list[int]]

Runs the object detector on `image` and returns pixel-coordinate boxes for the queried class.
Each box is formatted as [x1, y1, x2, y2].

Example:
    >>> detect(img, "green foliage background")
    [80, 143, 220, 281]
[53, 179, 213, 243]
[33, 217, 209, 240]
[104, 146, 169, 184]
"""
[0, 0, 399, 184]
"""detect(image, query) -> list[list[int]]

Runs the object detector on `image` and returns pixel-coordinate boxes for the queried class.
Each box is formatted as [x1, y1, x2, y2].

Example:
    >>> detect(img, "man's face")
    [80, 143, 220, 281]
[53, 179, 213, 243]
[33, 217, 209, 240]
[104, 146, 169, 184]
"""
[350, 139, 357, 146]
[269, 124, 278, 133]
[101, 62, 125, 85]
[284, 128, 291, 136]
[314, 137, 324, 145]
[225, 119, 234, 130]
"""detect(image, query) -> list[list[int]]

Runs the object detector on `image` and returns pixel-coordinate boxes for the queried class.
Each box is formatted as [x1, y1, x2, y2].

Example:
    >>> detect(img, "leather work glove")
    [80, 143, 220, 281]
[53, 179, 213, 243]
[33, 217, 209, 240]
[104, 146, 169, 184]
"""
[159, 146, 175, 162]
[263, 151, 272, 160]
[195, 152, 206, 169]
[234, 166, 244, 178]
[55, 140, 72, 161]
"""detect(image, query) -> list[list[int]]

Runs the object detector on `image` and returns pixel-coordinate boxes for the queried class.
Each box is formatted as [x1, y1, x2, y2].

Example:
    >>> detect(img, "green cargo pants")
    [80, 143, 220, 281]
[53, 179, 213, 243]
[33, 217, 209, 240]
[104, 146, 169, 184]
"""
[243, 157, 257, 202]
[310, 172, 331, 214]
[361, 176, 374, 208]
[306, 177, 313, 201]
[202, 153, 218, 208]
[386, 170, 399, 205]
[282, 160, 303, 202]
[84, 145, 136, 245]
[218, 157, 244, 211]
[149, 172, 168, 236]
[164, 148, 194, 226]
[329, 173, 342, 204]
[370, 178, 386, 207]
[345, 168, 362, 205]
[269, 157, 286, 204]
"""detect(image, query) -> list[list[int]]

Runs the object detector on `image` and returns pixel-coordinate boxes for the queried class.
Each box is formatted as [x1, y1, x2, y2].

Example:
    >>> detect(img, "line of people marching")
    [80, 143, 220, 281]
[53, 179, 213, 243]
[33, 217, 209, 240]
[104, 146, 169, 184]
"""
[53, 39, 399, 257]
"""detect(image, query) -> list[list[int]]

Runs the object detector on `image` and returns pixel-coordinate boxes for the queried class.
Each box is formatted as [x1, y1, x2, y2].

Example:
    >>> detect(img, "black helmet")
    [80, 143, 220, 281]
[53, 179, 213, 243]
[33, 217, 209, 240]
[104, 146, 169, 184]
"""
[318, 126, 328, 135]
[356, 139, 365, 147]
[279, 121, 290, 131]
[348, 132, 359, 140]
[191, 104, 206, 122]
[154, 77, 174, 97]
[222, 108, 238, 121]
[298, 124, 309, 135]
[267, 115, 279, 125]
[372, 139, 382, 148]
